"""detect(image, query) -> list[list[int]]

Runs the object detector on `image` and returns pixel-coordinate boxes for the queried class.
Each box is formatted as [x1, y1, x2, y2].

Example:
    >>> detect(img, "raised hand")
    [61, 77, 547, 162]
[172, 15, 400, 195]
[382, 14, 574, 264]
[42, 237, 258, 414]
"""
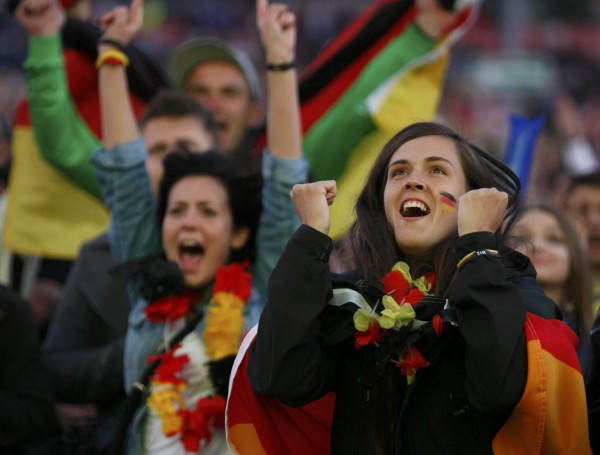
[290, 181, 337, 235]
[414, 0, 460, 38]
[15, 0, 66, 37]
[457, 188, 508, 236]
[96, 0, 144, 46]
[256, 0, 296, 64]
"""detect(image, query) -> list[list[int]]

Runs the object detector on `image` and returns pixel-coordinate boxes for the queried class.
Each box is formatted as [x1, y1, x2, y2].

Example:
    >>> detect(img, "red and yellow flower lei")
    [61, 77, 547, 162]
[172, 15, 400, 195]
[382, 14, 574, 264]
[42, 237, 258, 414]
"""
[144, 261, 252, 452]
[353, 261, 439, 384]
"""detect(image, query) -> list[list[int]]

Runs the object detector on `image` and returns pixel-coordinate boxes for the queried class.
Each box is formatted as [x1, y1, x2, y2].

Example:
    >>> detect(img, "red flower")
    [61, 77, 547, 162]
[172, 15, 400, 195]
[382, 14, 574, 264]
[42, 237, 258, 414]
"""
[354, 322, 389, 350]
[148, 346, 189, 385]
[381, 270, 410, 302]
[404, 288, 425, 306]
[144, 293, 193, 322]
[424, 271, 436, 289]
[213, 261, 253, 302]
[397, 346, 429, 378]
[177, 395, 227, 452]
[432, 314, 447, 336]
[178, 408, 212, 452]
[196, 395, 226, 428]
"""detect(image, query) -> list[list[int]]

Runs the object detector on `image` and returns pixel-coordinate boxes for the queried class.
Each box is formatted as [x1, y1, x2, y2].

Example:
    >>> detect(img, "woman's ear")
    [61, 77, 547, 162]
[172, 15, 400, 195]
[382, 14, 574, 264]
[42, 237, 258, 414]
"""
[230, 226, 250, 250]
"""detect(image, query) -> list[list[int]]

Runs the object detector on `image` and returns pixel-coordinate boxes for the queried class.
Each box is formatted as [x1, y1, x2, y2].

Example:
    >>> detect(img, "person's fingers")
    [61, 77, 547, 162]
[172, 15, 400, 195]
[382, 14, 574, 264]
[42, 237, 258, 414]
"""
[129, 0, 144, 27]
[97, 11, 116, 30]
[279, 10, 295, 28]
[20, 0, 51, 17]
[256, 0, 268, 28]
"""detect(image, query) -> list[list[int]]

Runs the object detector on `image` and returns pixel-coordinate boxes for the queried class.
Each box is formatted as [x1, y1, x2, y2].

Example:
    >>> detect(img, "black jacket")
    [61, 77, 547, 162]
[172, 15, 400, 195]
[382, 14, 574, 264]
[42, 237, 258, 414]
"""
[249, 225, 558, 454]
[587, 310, 600, 454]
[41, 234, 130, 439]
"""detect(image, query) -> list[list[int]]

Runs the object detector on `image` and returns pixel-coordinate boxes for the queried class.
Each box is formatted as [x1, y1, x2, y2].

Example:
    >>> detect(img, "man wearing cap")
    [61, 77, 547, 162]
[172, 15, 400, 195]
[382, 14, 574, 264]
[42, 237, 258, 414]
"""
[168, 37, 264, 170]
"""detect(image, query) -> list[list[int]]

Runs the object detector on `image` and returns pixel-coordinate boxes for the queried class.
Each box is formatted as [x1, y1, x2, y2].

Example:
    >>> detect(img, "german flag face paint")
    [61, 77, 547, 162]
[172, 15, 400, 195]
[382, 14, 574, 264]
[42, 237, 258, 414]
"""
[440, 191, 457, 213]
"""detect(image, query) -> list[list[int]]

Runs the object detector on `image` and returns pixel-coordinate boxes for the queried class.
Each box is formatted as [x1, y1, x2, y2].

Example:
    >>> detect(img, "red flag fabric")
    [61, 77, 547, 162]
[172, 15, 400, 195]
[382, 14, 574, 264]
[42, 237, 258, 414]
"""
[226, 325, 335, 455]
[227, 314, 589, 454]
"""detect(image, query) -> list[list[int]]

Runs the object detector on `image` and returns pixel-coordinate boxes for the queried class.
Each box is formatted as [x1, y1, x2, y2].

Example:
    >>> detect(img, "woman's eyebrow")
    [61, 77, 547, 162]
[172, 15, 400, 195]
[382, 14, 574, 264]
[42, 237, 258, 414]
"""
[425, 156, 454, 166]
[388, 156, 454, 167]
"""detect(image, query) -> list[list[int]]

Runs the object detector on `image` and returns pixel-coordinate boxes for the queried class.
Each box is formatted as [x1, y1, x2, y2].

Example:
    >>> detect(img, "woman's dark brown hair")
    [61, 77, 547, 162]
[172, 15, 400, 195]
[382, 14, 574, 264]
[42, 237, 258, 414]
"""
[349, 121, 521, 295]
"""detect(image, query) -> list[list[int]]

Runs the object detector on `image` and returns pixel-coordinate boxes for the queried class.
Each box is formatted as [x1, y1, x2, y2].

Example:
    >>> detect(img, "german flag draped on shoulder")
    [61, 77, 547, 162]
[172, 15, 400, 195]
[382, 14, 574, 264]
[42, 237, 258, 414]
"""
[299, 0, 479, 239]
[226, 312, 589, 454]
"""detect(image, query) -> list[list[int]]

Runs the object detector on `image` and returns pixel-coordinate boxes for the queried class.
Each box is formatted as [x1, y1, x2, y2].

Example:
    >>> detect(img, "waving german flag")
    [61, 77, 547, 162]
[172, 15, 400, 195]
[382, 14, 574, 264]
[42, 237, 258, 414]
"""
[299, 0, 478, 239]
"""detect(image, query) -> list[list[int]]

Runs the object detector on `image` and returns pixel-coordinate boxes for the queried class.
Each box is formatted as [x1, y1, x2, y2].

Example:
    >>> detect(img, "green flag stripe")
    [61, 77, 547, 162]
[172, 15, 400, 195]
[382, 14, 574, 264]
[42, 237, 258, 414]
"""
[304, 25, 437, 181]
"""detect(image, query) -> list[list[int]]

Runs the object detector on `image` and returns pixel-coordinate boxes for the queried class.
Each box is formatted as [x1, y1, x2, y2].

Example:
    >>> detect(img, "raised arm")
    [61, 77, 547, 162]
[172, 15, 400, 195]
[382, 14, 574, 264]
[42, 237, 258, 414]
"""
[252, 0, 308, 299]
[93, 0, 161, 263]
[256, 0, 302, 160]
[249, 183, 338, 403]
[96, 0, 143, 148]
[14, 0, 102, 199]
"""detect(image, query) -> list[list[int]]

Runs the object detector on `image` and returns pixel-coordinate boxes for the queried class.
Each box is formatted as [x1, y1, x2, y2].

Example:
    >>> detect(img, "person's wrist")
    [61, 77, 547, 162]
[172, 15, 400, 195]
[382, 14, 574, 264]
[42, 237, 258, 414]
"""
[97, 37, 128, 53]
[266, 61, 296, 72]
[95, 48, 129, 69]
[264, 48, 293, 61]
[97, 44, 114, 54]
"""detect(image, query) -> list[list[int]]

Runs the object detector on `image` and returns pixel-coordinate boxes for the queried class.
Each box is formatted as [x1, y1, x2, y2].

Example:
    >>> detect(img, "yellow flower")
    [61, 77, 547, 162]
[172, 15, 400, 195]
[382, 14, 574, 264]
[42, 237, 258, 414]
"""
[203, 291, 245, 360]
[162, 413, 184, 436]
[391, 262, 413, 286]
[353, 308, 379, 332]
[148, 387, 185, 417]
[379, 295, 416, 329]
[413, 275, 432, 294]
[392, 261, 433, 294]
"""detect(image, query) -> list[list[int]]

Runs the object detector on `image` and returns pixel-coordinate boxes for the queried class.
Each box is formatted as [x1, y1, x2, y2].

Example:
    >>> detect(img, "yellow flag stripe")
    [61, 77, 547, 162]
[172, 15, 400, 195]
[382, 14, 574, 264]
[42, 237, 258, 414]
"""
[4, 127, 109, 259]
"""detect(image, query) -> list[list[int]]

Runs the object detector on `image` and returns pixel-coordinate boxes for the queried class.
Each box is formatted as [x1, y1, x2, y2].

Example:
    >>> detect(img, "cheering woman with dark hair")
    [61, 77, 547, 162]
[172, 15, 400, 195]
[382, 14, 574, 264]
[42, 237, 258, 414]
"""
[239, 121, 590, 454]
[92, 0, 306, 453]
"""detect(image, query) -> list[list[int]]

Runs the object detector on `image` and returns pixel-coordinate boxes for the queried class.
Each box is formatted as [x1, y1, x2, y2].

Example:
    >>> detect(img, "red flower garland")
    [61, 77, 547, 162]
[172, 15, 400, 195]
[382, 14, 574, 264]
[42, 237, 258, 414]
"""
[144, 290, 195, 322]
[178, 396, 226, 452]
[353, 262, 444, 384]
[354, 322, 389, 349]
[213, 260, 253, 302]
[146, 262, 252, 451]
[148, 345, 189, 386]
[381, 270, 411, 302]
[397, 346, 430, 378]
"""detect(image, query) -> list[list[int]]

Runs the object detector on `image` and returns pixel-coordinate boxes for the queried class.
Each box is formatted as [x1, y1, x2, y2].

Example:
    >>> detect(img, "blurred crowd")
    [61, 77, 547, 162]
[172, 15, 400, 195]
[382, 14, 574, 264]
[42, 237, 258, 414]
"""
[1, 0, 600, 453]
[3, 0, 600, 204]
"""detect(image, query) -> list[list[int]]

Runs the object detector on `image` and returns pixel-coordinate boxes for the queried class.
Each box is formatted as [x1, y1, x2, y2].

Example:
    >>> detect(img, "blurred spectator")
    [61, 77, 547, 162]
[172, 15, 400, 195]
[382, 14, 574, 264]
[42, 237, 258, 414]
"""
[5, 0, 107, 339]
[588, 309, 600, 454]
[509, 205, 593, 367]
[167, 36, 264, 172]
[0, 284, 64, 454]
[563, 171, 600, 319]
[8, 0, 167, 342]
[41, 89, 218, 455]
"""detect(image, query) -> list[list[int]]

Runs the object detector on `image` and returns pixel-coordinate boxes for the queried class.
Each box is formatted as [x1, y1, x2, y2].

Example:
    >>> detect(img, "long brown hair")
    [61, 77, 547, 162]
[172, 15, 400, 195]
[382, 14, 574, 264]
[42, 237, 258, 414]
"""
[348, 121, 521, 295]
[511, 205, 593, 333]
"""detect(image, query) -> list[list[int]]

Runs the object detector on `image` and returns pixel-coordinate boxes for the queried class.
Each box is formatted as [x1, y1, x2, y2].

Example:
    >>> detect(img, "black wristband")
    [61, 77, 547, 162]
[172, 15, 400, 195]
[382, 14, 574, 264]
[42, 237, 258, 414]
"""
[265, 61, 296, 72]
[98, 37, 128, 54]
